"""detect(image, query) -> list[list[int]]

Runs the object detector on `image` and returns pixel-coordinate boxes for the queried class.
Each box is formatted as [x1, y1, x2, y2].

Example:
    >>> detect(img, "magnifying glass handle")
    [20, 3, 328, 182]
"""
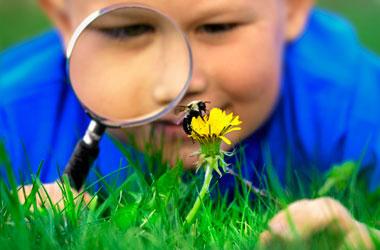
[63, 120, 106, 191]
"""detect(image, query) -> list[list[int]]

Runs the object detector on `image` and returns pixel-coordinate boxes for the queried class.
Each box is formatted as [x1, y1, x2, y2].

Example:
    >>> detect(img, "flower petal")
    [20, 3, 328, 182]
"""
[231, 116, 242, 126]
[219, 135, 232, 145]
[224, 127, 241, 134]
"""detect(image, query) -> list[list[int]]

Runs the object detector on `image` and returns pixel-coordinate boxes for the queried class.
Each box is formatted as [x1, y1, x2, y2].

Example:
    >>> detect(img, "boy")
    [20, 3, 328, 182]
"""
[1, 0, 380, 247]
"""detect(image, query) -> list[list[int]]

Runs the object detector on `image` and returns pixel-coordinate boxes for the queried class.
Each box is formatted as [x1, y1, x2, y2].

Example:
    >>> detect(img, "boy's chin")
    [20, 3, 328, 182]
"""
[162, 141, 200, 170]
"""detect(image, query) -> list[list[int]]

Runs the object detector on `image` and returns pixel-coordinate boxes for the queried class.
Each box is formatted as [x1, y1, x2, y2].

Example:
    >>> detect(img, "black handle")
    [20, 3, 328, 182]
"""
[64, 139, 100, 191]
[63, 120, 106, 191]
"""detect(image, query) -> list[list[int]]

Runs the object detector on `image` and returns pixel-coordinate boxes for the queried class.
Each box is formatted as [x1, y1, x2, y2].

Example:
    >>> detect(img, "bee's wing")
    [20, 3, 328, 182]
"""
[203, 101, 211, 114]
[174, 105, 187, 115]
[175, 113, 186, 125]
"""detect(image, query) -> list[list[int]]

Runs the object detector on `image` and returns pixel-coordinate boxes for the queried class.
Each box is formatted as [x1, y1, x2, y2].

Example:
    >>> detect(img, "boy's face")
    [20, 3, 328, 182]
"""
[46, 0, 312, 168]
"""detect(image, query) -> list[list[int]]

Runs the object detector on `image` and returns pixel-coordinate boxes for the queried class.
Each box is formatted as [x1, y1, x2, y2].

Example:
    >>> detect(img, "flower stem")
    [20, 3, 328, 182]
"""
[184, 159, 214, 225]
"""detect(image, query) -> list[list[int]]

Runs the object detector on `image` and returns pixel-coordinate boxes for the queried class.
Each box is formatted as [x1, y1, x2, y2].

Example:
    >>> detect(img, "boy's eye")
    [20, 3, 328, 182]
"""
[95, 24, 155, 40]
[197, 23, 238, 34]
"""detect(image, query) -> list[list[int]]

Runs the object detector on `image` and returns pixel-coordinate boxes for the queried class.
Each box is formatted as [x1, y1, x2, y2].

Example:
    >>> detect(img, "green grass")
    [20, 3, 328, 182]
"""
[0, 0, 51, 51]
[318, 0, 380, 56]
[1, 139, 380, 250]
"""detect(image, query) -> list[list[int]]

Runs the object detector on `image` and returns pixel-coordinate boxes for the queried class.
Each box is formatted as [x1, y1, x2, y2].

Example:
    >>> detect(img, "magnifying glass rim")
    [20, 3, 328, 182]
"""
[66, 3, 193, 128]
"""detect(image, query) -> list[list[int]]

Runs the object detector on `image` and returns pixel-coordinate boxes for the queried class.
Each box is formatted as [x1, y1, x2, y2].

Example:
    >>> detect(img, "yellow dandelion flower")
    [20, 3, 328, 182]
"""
[189, 108, 242, 146]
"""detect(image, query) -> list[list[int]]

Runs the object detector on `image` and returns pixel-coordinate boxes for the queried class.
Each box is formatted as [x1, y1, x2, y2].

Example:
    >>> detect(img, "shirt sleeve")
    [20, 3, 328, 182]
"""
[0, 105, 14, 182]
[367, 55, 380, 191]
[370, 135, 380, 191]
[343, 50, 380, 192]
[0, 85, 33, 184]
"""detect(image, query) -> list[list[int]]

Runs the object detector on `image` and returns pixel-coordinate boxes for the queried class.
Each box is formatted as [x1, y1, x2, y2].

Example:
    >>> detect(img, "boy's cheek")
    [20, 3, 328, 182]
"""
[221, 62, 281, 141]
[218, 50, 282, 131]
[220, 59, 281, 101]
[211, 26, 283, 101]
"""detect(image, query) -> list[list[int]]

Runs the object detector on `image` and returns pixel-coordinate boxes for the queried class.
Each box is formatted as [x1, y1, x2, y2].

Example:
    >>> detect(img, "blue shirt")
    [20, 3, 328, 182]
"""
[1, 9, 380, 191]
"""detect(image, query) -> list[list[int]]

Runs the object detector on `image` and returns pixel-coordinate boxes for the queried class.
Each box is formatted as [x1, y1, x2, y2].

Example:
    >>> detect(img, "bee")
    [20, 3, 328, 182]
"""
[175, 100, 210, 135]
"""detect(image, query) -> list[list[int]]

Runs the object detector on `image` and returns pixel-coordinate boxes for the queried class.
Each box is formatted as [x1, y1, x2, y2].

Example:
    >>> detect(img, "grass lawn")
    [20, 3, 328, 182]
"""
[1, 139, 380, 249]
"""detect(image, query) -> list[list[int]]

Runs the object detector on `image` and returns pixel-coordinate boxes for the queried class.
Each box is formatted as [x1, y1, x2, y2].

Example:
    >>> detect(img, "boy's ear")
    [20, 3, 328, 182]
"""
[285, 0, 314, 41]
[38, 0, 72, 46]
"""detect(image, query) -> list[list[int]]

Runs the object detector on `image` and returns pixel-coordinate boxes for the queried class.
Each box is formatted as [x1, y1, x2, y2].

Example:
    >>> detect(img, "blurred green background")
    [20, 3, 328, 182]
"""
[0, 0, 379, 54]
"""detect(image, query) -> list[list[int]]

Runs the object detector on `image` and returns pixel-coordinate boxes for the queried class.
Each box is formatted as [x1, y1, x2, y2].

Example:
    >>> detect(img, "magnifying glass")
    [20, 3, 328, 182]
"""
[63, 4, 192, 191]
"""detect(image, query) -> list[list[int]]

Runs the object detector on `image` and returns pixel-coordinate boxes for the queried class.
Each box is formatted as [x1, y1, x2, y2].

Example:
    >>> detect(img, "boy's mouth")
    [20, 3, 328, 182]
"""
[153, 119, 188, 140]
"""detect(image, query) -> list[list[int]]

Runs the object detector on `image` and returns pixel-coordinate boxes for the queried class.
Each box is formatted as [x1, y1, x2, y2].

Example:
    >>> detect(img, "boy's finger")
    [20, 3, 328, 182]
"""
[259, 197, 358, 246]
[17, 183, 93, 210]
[270, 198, 355, 236]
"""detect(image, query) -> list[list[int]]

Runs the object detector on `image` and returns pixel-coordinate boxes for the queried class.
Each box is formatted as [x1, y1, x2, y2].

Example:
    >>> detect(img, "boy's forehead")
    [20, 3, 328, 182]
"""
[71, 0, 261, 22]
[76, 0, 255, 10]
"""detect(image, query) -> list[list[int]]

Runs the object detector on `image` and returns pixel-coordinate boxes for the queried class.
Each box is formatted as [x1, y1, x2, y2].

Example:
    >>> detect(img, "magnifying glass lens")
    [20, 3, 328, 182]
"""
[68, 6, 192, 127]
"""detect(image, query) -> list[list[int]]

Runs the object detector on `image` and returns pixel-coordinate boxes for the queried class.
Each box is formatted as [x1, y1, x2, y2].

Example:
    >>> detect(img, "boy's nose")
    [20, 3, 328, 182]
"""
[152, 66, 207, 105]
[186, 67, 208, 97]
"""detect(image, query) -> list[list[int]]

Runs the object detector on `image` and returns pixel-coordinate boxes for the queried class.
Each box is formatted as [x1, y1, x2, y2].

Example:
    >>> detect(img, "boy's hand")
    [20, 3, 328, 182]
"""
[260, 197, 379, 249]
[17, 182, 93, 210]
